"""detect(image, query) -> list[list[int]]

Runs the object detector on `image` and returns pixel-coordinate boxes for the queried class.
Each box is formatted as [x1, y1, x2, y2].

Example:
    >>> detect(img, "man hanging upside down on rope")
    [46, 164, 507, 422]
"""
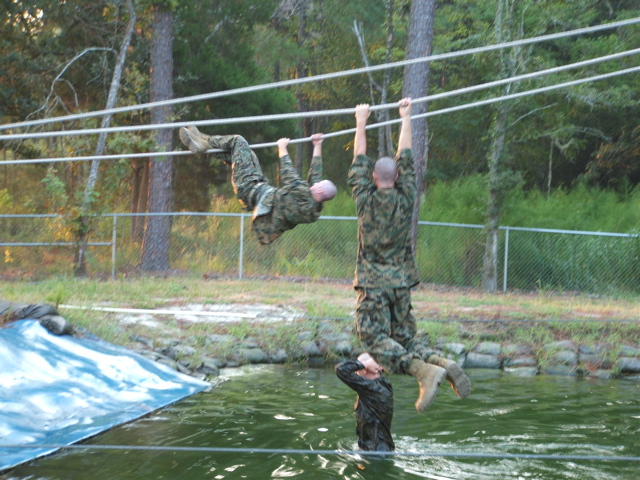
[179, 126, 337, 244]
[348, 98, 471, 412]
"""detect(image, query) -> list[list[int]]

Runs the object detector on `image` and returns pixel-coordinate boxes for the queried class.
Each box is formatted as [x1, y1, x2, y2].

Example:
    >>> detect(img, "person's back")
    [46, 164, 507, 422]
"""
[349, 150, 418, 288]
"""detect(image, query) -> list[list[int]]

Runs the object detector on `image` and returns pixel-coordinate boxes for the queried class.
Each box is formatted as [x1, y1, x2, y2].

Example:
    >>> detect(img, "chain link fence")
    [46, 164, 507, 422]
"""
[1, 213, 638, 295]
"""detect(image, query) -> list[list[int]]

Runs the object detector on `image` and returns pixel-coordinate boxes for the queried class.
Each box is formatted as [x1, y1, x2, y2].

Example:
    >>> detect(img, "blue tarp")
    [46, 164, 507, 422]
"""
[0, 320, 210, 471]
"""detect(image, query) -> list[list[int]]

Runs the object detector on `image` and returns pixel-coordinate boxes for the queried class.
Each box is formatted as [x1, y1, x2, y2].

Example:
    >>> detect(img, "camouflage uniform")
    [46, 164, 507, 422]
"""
[348, 149, 435, 374]
[335, 360, 394, 452]
[208, 135, 324, 245]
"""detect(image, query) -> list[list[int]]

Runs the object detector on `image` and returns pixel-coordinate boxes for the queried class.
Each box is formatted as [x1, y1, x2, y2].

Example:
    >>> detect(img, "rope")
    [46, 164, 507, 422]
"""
[2, 443, 639, 462]
[0, 17, 638, 132]
[2, 64, 638, 166]
[1, 47, 638, 142]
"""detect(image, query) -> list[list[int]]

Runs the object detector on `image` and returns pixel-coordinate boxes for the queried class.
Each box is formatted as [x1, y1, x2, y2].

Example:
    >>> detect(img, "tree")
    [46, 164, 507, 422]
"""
[402, 0, 437, 252]
[140, 0, 175, 272]
[74, 0, 137, 277]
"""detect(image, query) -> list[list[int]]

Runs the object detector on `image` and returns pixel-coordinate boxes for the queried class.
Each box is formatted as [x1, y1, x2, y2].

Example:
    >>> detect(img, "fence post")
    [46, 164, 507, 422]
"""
[239, 214, 244, 279]
[111, 214, 117, 280]
[503, 227, 509, 292]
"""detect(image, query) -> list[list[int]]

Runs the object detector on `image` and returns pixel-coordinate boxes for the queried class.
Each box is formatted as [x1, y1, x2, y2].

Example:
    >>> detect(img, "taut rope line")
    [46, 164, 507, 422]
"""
[0, 17, 638, 132]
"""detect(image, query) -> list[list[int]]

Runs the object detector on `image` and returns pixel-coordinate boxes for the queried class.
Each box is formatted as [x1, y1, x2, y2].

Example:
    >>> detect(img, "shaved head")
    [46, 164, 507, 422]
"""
[373, 156, 397, 187]
[310, 179, 337, 203]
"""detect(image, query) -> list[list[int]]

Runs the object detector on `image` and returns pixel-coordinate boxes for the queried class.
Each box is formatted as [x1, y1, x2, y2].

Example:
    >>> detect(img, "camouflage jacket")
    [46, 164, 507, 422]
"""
[348, 149, 419, 288]
[335, 360, 395, 452]
[252, 154, 323, 245]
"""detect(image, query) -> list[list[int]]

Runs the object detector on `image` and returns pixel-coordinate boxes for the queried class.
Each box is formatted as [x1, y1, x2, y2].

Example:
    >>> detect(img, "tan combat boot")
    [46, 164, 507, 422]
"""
[428, 354, 471, 399]
[179, 125, 211, 153]
[408, 359, 446, 413]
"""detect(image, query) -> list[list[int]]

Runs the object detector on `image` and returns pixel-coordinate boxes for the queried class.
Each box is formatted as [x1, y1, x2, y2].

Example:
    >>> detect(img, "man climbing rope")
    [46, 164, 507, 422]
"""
[348, 98, 471, 413]
[179, 127, 337, 244]
[336, 352, 395, 452]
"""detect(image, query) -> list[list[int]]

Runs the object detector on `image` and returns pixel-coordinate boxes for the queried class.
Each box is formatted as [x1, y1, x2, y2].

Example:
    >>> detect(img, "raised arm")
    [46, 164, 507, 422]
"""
[354, 103, 370, 157]
[276, 137, 302, 186]
[277, 137, 290, 158]
[308, 133, 324, 185]
[397, 97, 412, 152]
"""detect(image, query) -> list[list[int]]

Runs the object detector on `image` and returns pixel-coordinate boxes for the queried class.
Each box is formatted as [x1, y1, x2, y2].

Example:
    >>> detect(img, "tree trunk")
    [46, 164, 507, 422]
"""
[140, 4, 174, 272]
[73, 0, 136, 277]
[481, 0, 526, 292]
[130, 158, 148, 242]
[295, 0, 308, 174]
[482, 103, 508, 292]
[402, 0, 436, 253]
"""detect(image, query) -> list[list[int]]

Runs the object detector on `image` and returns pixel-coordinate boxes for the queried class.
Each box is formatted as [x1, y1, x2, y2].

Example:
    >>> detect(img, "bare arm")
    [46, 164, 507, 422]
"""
[397, 97, 412, 152]
[277, 137, 290, 158]
[311, 133, 323, 157]
[354, 104, 370, 157]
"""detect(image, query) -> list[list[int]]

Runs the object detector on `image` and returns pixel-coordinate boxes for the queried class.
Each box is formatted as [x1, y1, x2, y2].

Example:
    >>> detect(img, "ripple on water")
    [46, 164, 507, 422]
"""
[3, 366, 639, 480]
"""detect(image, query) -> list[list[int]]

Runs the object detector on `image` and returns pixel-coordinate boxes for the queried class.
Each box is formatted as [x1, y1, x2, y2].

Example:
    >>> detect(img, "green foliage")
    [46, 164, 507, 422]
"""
[0, 189, 12, 211]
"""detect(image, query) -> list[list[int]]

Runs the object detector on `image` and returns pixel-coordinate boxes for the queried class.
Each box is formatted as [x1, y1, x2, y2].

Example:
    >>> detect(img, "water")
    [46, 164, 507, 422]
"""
[3, 366, 639, 480]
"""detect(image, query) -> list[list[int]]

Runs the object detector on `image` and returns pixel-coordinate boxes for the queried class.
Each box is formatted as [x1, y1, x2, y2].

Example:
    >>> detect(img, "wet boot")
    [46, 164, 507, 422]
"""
[179, 125, 211, 153]
[428, 354, 471, 399]
[408, 359, 446, 413]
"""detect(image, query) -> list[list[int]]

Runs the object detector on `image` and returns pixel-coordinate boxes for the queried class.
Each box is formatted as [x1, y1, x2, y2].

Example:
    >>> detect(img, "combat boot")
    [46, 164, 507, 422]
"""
[428, 354, 471, 399]
[179, 125, 211, 153]
[408, 359, 446, 413]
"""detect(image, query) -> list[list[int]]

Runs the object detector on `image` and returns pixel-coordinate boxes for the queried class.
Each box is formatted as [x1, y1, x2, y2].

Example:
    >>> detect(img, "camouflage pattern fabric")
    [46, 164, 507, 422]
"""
[210, 135, 324, 245]
[348, 149, 419, 288]
[335, 359, 395, 452]
[355, 287, 435, 374]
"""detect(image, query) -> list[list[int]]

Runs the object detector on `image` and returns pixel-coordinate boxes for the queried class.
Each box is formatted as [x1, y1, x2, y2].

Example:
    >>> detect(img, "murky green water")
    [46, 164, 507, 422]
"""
[3, 366, 639, 480]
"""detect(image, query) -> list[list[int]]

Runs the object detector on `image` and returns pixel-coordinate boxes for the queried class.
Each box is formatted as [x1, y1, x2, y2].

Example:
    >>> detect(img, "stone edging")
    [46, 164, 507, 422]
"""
[129, 327, 640, 382]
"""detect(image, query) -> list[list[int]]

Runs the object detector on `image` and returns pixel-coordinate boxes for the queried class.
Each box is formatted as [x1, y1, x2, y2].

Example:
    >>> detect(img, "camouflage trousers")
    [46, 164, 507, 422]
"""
[355, 287, 435, 375]
[207, 135, 269, 210]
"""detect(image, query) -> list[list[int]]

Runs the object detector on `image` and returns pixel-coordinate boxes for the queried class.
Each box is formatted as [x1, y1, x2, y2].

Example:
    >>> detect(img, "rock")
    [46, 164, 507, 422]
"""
[39, 315, 73, 336]
[239, 338, 260, 349]
[617, 357, 640, 373]
[204, 334, 235, 345]
[440, 343, 466, 356]
[502, 343, 534, 356]
[504, 367, 538, 377]
[474, 342, 501, 356]
[331, 341, 354, 356]
[465, 352, 501, 369]
[504, 356, 537, 368]
[156, 338, 180, 349]
[579, 353, 613, 370]
[578, 343, 612, 355]
[301, 341, 323, 357]
[542, 340, 576, 351]
[163, 345, 196, 360]
[269, 349, 289, 364]
[587, 369, 614, 379]
[236, 348, 268, 364]
[297, 331, 315, 341]
[620, 345, 640, 356]
[130, 334, 154, 348]
[197, 358, 220, 376]
[551, 350, 578, 366]
[541, 364, 577, 376]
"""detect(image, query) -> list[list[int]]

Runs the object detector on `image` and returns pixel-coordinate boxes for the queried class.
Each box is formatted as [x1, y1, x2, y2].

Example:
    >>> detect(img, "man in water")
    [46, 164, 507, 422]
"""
[179, 127, 337, 244]
[348, 98, 471, 412]
[336, 352, 394, 452]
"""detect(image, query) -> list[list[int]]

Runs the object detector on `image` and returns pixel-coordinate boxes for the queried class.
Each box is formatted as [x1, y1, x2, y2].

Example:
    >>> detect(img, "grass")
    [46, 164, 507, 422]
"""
[2, 276, 639, 356]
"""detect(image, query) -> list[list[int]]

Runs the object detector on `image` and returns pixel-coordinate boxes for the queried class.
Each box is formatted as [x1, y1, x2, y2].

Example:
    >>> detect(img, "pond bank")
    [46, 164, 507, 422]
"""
[119, 311, 640, 383]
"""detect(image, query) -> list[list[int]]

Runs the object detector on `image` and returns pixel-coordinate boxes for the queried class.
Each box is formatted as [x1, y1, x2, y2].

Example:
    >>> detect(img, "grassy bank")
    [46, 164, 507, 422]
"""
[2, 277, 639, 361]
